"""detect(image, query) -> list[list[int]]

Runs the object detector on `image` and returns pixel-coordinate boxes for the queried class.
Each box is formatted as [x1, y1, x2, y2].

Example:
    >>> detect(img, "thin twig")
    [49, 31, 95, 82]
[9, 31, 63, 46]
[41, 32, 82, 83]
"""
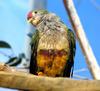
[73, 68, 87, 73]
[0, 50, 11, 58]
[73, 74, 89, 80]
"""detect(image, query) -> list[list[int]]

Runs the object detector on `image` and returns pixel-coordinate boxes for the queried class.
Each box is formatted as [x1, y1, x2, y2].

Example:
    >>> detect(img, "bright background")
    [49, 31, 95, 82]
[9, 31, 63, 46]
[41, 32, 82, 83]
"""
[0, 0, 100, 90]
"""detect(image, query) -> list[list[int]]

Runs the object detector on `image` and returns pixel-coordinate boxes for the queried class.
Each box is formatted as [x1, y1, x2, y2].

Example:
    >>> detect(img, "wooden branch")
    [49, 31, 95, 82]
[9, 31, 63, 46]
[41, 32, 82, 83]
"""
[0, 71, 100, 91]
[63, 0, 100, 79]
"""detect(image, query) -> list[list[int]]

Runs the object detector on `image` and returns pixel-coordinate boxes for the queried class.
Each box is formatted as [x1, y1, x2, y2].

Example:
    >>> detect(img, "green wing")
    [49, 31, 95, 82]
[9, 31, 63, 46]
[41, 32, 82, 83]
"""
[30, 30, 39, 75]
[67, 29, 76, 57]
[63, 28, 76, 77]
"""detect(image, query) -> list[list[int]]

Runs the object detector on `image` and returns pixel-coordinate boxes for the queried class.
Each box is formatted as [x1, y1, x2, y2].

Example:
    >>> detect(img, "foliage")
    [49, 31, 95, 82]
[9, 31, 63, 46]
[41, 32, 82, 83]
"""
[0, 41, 11, 48]
[0, 41, 25, 66]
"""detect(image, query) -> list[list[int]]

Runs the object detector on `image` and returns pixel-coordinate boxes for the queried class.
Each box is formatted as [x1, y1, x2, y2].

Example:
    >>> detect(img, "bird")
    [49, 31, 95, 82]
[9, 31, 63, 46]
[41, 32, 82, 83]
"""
[27, 9, 76, 77]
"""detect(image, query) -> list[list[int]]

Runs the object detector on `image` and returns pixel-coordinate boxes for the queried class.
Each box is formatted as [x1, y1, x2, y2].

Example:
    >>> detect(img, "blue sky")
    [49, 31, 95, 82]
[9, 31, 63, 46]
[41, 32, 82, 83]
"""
[0, 0, 100, 90]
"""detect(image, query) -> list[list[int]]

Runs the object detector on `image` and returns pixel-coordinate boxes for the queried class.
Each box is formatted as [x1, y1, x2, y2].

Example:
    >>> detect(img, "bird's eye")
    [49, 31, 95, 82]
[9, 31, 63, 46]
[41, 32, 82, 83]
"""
[34, 11, 37, 14]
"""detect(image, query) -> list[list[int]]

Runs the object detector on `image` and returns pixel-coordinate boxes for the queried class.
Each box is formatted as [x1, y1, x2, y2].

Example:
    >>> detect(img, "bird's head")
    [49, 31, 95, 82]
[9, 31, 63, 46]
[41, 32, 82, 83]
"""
[27, 10, 48, 26]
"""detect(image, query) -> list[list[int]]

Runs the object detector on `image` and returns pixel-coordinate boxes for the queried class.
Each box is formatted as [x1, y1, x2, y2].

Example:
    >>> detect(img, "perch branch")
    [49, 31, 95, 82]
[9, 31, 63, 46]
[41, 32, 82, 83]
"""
[63, 0, 100, 79]
[0, 71, 100, 91]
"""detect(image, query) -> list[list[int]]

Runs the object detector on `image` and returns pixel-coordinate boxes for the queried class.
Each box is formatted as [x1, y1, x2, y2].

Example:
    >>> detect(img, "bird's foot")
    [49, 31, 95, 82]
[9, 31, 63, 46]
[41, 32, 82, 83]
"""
[37, 72, 45, 76]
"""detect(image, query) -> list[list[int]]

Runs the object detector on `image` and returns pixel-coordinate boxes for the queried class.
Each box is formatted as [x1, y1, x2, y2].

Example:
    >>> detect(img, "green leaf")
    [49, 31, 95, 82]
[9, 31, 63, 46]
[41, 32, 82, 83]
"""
[5, 53, 26, 66]
[5, 57, 17, 64]
[5, 57, 22, 66]
[0, 41, 11, 48]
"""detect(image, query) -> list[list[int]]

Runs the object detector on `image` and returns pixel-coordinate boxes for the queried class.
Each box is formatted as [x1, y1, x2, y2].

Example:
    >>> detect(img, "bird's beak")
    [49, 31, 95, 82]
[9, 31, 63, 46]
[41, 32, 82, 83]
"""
[27, 18, 33, 23]
[27, 11, 33, 23]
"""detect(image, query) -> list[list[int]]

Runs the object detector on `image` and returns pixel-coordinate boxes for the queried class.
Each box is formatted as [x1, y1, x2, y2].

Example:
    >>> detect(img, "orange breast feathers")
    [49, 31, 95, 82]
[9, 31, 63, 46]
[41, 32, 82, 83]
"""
[36, 49, 69, 77]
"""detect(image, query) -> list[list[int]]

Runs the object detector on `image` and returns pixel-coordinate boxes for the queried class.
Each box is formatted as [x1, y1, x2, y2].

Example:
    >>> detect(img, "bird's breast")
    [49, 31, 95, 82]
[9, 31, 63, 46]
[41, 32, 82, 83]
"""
[36, 49, 69, 77]
[36, 31, 70, 76]
[37, 30, 69, 52]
